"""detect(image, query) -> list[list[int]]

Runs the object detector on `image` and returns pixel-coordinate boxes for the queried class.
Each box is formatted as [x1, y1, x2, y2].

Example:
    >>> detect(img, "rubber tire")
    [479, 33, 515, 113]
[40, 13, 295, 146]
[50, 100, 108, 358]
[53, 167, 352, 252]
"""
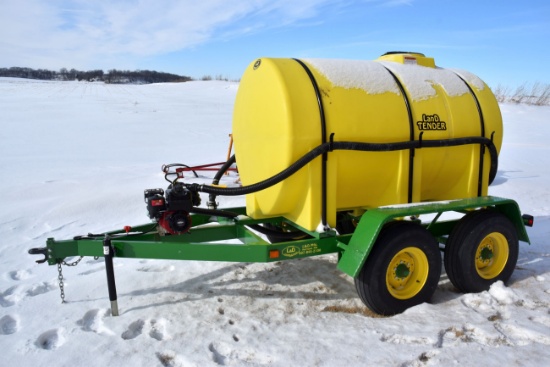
[354, 221, 442, 315]
[444, 209, 519, 293]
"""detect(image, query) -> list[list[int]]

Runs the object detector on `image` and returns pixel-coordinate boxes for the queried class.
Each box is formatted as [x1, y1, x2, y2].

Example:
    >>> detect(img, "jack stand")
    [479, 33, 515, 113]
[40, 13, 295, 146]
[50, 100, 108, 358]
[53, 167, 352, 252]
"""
[103, 236, 119, 316]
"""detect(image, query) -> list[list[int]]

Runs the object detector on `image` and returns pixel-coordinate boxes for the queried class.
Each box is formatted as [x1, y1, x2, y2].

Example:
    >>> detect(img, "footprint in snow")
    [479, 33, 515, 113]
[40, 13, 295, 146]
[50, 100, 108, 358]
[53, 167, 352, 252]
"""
[208, 341, 272, 366]
[78, 309, 114, 335]
[121, 318, 169, 341]
[7, 269, 32, 281]
[35, 328, 65, 350]
[208, 343, 226, 366]
[1, 282, 56, 307]
[0, 314, 19, 335]
[0, 285, 23, 307]
[149, 319, 169, 341]
[156, 350, 186, 367]
[121, 319, 145, 340]
[26, 281, 57, 297]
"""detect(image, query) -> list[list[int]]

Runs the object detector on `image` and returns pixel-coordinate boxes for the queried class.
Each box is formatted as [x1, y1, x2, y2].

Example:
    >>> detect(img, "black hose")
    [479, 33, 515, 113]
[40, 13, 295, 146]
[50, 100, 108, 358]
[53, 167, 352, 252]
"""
[187, 136, 498, 197]
[207, 155, 236, 209]
[188, 143, 327, 196]
[212, 155, 237, 186]
[190, 206, 239, 218]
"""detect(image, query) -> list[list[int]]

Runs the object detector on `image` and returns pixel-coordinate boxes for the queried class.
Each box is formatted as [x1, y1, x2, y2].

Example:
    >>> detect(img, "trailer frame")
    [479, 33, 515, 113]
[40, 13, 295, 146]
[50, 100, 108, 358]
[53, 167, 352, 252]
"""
[30, 195, 531, 316]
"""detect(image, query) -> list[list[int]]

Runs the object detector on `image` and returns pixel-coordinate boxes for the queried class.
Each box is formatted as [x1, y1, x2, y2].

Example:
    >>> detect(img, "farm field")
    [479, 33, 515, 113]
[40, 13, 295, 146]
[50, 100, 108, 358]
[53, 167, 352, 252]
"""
[0, 78, 549, 366]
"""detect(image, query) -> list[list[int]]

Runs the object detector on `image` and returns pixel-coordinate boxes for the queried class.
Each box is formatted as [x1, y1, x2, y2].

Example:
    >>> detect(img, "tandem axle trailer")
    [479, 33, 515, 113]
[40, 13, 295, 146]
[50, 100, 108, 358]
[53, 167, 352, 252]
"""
[30, 195, 532, 316]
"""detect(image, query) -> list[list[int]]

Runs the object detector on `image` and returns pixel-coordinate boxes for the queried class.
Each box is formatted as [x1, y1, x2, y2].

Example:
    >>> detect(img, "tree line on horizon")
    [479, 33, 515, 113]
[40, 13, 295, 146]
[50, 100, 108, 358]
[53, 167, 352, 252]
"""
[0, 67, 192, 84]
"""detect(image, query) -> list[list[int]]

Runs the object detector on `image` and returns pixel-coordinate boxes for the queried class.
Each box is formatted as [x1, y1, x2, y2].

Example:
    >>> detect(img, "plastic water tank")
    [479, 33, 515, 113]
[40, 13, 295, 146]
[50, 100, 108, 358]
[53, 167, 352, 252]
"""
[232, 52, 502, 231]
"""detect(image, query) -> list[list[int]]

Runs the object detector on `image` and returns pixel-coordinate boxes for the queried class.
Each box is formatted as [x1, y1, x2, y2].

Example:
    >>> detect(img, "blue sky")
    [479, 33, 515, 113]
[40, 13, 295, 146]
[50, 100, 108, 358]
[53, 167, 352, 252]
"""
[1, 0, 548, 88]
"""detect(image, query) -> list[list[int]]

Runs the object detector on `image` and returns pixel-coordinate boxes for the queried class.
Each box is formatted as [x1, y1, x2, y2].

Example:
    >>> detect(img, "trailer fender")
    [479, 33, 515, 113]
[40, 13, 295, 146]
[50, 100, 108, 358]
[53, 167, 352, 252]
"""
[336, 196, 531, 278]
[337, 210, 394, 278]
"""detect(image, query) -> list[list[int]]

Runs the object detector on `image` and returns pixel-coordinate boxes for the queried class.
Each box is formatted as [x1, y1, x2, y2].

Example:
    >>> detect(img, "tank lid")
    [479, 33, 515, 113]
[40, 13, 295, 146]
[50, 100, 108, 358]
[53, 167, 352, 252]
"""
[381, 51, 425, 57]
[378, 52, 435, 68]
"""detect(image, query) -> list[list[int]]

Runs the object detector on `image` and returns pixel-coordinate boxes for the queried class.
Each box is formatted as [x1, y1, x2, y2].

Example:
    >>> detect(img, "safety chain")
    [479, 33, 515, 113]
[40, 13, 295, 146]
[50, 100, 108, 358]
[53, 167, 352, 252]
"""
[57, 256, 84, 304]
[57, 262, 66, 303]
[62, 256, 84, 267]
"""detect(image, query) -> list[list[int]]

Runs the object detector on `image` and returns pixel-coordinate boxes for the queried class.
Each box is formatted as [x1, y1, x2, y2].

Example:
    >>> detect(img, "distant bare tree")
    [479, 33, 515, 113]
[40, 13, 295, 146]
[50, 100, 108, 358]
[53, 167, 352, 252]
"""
[0, 67, 192, 84]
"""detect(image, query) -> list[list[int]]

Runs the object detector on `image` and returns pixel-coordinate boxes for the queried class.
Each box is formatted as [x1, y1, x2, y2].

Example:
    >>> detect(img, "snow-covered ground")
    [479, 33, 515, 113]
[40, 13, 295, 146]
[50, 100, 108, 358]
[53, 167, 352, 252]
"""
[0, 78, 548, 366]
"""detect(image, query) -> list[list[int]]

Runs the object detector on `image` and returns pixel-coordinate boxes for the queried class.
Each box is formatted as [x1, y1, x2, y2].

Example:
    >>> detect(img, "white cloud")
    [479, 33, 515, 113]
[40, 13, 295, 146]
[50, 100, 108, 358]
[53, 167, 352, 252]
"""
[0, 0, 340, 69]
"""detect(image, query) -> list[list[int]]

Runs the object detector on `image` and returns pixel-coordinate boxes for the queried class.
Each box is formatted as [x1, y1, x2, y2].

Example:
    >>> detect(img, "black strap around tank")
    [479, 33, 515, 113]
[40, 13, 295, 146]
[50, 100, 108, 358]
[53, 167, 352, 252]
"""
[380, 65, 415, 203]
[452, 71, 486, 196]
[293, 58, 329, 230]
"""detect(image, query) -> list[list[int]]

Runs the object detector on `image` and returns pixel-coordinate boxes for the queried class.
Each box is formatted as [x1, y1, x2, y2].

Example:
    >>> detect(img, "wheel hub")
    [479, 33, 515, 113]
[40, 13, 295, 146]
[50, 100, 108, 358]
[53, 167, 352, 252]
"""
[475, 233, 509, 279]
[479, 246, 494, 261]
[395, 262, 411, 279]
[386, 247, 428, 300]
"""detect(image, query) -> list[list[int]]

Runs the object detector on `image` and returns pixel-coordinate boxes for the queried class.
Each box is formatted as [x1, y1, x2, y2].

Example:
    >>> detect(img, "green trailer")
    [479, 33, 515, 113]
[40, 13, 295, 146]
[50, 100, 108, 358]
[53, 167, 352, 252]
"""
[30, 194, 532, 316]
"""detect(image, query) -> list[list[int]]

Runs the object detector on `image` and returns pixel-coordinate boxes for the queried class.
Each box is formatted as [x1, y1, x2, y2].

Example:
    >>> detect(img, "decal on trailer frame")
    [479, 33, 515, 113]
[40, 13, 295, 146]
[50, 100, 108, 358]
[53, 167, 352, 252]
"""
[282, 243, 322, 257]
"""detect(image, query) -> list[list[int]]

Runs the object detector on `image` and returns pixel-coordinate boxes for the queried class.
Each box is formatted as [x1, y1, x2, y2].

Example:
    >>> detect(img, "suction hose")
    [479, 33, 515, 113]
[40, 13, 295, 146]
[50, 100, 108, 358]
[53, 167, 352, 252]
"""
[207, 154, 236, 209]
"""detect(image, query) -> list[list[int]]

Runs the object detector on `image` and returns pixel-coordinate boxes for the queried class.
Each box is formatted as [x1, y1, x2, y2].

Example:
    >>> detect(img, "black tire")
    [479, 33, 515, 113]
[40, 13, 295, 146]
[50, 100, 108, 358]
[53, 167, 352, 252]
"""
[444, 210, 519, 293]
[354, 221, 441, 315]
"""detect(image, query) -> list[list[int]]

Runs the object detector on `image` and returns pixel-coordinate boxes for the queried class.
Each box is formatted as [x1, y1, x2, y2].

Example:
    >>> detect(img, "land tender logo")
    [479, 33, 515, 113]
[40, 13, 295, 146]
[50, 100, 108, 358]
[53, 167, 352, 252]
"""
[282, 243, 321, 257]
[282, 245, 300, 257]
[417, 114, 447, 131]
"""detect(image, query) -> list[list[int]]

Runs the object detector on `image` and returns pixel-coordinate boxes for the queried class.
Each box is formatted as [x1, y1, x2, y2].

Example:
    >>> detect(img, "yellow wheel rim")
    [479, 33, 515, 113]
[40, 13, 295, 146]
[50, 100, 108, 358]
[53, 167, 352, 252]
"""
[386, 247, 429, 300]
[475, 232, 509, 279]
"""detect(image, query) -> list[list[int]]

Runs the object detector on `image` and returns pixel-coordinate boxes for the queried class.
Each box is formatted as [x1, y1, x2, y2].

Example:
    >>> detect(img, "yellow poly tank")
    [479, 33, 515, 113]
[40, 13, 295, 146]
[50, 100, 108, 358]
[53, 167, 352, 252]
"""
[232, 52, 502, 231]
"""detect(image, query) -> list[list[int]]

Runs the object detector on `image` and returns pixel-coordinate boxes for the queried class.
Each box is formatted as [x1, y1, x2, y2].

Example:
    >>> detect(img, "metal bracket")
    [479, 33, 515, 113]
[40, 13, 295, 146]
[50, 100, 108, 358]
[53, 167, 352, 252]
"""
[28, 247, 49, 264]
